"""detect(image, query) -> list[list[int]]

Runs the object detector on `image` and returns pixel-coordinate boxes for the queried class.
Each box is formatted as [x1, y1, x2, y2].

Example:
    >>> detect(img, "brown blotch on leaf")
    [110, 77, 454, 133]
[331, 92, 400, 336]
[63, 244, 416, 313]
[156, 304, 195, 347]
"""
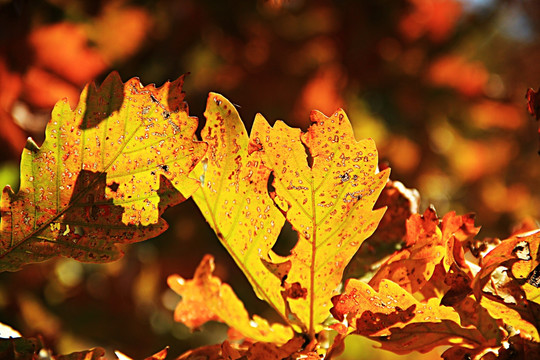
[282, 282, 307, 300]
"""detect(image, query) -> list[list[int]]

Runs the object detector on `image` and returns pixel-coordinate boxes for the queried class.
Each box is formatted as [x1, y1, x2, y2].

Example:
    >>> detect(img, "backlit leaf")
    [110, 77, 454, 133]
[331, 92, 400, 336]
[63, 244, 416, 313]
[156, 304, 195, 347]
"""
[0, 72, 206, 271]
[252, 109, 389, 335]
[472, 231, 540, 301]
[330, 279, 461, 337]
[180, 93, 288, 322]
[167, 255, 293, 344]
[480, 296, 540, 342]
[373, 320, 487, 355]
[369, 209, 478, 295]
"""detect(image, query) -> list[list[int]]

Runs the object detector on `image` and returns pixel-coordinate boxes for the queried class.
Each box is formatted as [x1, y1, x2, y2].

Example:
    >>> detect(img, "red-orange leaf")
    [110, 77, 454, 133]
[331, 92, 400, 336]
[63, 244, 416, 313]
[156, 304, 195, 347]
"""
[472, 231, 540, 301]
[0, 72, 206, 271]
[373, 320, 488, 355]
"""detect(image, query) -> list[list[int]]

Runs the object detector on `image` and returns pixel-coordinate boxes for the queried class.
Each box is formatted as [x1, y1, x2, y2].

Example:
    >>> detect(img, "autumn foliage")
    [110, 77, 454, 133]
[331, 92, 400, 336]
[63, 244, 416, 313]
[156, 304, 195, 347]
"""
[0, 73, 539, 360]
[2, 1, 540, 359]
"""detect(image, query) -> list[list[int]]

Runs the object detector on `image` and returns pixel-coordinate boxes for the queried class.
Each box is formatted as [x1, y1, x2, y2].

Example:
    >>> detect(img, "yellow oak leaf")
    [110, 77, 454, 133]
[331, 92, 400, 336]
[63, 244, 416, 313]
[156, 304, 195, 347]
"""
[180, 93, 289, 323]
[251, 109, 389, 336]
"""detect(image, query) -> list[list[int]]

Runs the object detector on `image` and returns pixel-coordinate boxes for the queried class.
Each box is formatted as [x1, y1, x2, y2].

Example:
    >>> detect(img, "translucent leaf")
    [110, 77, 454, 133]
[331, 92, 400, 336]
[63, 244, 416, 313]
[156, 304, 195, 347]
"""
[252, 109, 389, 336]
[330, 279, 462, 337]
[369, 209, 478, 295]
[0, 72, 206, 271]
[167, 255, 293, 344]
[373, 320, 488, 355]
[176, 337, 311, 360]
[480, 296, 540, 342]
[180, 93, 288, 321]
[472, 231, 540, 301]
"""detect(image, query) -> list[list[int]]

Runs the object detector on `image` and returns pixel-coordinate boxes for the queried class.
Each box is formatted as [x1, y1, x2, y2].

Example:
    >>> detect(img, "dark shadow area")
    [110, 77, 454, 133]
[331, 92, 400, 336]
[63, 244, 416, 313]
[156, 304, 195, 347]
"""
[272, 219, 298, 257]
[80, 72, 125, 130]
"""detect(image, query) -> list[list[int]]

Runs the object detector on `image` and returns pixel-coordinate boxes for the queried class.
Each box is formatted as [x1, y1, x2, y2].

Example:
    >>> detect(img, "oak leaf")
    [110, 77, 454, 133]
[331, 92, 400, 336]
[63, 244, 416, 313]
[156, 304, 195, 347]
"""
[330, 279, 461, 336]
[472, 231, 540, 302]
[373, 320, 488, 355]
[252, 109, 389, 336]
[0, 336, 106, 360]
[167, 255, 293, 344]
[0, 73, 206, 271]
[479, 296, 540, 342]
[176, 337, 312, 360]
[179, 93, 288, 322]
[182, 94, 388, 337]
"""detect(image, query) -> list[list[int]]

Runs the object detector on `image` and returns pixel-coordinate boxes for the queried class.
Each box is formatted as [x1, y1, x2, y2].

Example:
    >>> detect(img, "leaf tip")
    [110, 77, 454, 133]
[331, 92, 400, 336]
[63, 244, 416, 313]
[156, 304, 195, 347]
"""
[24, 138, 40, 153]
[2, 184, 15, 198]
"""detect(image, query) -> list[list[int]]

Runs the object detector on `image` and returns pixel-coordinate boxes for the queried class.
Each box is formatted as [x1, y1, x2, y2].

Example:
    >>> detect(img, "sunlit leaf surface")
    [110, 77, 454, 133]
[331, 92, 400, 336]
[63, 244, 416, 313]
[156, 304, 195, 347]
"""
[252, 109, 389, 335]
[167, 255, 293, 344]
[0, 73, 206, 271]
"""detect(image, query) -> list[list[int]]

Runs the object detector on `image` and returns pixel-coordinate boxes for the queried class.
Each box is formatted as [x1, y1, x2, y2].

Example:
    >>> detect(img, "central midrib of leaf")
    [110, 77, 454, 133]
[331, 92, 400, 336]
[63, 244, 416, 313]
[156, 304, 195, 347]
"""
[309, 172, 317, 339]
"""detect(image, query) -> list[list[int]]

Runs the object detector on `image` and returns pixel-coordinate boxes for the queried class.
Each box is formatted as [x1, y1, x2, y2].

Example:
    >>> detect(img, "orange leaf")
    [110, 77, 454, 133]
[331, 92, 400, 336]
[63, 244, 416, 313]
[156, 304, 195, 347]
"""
[28, 22, 107, 85]
[373, 320, 487, 355]
[167, 255, 293, 344]
[369, 209, 478, 294]
[369, 208, 444, 293]
[252, 109, 389, 335]
[0, 73, 206, 271]
[472, 231, 540, 302]
[331, 279, 461, 337]
[480, 296, 540, 342]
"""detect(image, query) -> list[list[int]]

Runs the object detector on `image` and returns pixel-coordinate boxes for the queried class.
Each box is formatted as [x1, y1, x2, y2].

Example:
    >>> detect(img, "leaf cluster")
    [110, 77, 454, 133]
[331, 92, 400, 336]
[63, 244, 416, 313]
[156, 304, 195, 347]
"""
[1, 74, 539, 359]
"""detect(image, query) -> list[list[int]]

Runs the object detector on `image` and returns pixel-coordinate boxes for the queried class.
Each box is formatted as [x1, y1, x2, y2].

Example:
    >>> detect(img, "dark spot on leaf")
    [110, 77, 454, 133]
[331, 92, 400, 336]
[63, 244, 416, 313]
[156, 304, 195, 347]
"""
[107, 182, 120, 192]
[339, 173, 350, 182]
[162, 110, 170, 119]
[158, 164, 169, 172]
[90, 205, 99, 221]
[283, 282, 307, 299]
[150, 93, 159, 103]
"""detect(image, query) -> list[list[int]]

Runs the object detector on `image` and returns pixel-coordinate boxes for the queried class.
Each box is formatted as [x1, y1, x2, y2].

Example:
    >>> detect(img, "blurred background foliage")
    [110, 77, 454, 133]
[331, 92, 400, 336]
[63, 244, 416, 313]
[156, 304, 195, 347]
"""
[0, 0, 539, 358]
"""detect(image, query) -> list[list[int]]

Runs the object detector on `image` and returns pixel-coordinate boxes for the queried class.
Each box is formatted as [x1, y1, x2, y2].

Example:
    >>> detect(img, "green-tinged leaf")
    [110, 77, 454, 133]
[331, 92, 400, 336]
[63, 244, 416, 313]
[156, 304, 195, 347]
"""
[167, 255, 293, 344]
[252, 109, 389, 336]
[0, 72, 207, 271]
[180, 93, 288, 322]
